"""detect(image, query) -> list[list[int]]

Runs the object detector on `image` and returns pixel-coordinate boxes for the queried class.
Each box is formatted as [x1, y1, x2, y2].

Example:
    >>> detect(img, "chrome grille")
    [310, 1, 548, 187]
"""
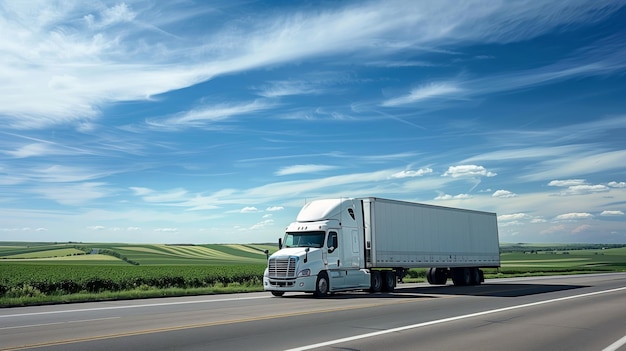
[268, 257, 297, 278]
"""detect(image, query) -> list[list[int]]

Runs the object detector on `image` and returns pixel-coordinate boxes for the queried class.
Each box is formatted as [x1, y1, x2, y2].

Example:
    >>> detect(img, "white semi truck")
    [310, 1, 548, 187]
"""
[263, 197, 500, 297]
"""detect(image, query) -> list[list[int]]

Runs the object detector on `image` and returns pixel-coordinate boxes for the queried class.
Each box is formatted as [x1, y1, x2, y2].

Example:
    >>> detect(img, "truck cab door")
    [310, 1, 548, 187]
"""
[326, 231, 341, 269]
[326, 231, 345, 288]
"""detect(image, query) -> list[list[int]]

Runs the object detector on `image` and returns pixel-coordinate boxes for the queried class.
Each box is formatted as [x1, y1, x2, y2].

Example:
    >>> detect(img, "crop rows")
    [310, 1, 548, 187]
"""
[0, 264, 265, 298]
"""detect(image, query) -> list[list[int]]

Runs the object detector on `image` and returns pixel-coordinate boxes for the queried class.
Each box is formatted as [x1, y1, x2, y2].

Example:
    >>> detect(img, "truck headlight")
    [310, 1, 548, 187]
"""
[297, 269, 311, 277]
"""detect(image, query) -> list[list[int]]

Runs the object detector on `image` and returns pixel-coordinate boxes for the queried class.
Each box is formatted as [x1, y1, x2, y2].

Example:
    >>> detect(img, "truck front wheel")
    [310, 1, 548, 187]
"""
[314, 271, 329, 297]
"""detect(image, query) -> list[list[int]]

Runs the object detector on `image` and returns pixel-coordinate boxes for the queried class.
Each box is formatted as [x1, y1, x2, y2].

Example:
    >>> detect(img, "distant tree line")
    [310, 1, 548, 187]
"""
[500, 243, 626, 253]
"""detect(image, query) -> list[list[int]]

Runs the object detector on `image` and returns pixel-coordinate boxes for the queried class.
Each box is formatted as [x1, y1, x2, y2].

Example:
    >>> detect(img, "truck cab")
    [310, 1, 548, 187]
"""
[263, 198, 371, 296]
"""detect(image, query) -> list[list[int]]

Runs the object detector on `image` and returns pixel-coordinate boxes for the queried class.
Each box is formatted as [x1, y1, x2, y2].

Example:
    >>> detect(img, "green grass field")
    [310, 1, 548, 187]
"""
[0, 242, 276, 265]
[1, 242, 624, 307]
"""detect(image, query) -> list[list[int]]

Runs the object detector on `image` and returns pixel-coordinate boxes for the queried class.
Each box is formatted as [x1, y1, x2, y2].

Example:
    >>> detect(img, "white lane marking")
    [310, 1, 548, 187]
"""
[603, 335, 626, 351]
[0, 322, 65, 330]
[0, 295, 270, 319]
[285, 286, 626, 351]
[0, 317, 120, 330]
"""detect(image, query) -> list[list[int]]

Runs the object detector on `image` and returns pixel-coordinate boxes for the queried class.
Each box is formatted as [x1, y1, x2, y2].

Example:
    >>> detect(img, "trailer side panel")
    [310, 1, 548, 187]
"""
[364, 197, 500, 268]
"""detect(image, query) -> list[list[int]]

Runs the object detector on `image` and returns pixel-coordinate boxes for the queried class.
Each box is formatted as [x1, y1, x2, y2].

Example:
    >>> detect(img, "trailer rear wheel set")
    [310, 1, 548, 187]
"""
[427, 267, 484, 286]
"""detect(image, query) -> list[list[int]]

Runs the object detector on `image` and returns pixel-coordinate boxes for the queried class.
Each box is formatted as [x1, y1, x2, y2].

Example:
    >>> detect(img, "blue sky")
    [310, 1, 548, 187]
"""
[1, 1, 626, 244]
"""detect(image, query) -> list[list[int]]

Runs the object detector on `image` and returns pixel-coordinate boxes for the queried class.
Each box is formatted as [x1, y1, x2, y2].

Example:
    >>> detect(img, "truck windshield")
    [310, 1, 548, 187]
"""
[283, 231, 325, 248]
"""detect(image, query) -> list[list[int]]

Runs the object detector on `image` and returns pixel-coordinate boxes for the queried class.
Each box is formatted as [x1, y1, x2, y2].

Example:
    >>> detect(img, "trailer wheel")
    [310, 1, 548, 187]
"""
[382, 271, 395, 292]
[426, 268, 435, 285]
[452, 267, 471, 286]
[470, 268, 481, 285]
[369, 270, 382, 293]
[314, 271, 329, 297]
[434, 268, 448, 285]
[271, 291, 285, 297]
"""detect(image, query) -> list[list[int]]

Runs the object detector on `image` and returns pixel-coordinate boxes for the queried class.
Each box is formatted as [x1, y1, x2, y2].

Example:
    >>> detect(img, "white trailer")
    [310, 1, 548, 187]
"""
[263, 197, 500, 297]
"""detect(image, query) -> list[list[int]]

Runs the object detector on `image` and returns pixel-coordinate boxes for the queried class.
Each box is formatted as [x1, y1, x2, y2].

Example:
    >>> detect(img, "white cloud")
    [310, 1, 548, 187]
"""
[554, 212, 594, 221]
[87, 225, 105, 231]
[84, 3, 137, 29]
[608, 181, 626, 188]
[492, 190, 517, 198]
[498, 213, 530, 222]
[276, 164, 338, 176]
[240, 206, 259, 213]
[154, 228, 179, 232]
[390, 168, 433, 179]
[443, 165, 496, 178]
[266, 206, 284, 211]
[434, 193, 471, 200]
[601, 210, 624, 216]
[548, 179, 586, 187]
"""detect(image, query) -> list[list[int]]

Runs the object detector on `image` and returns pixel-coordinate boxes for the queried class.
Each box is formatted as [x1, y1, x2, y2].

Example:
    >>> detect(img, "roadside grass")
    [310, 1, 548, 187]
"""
[0, 284, 265, 307]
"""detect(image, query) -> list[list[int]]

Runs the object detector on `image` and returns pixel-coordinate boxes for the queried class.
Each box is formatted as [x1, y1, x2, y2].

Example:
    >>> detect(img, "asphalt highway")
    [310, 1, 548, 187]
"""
[1, 273, 625, 351]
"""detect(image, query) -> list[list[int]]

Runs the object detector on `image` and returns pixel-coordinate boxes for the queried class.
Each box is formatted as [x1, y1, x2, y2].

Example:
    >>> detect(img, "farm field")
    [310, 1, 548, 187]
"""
[0, 242, 276, 307]
[0, 242, 276, 265]
[1, 242, 625, 307]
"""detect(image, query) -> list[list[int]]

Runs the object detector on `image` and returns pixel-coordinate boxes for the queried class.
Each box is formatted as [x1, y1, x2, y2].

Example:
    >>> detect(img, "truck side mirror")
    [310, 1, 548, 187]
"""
[278, 238, 283, 250]
[328, 246, 335, 254]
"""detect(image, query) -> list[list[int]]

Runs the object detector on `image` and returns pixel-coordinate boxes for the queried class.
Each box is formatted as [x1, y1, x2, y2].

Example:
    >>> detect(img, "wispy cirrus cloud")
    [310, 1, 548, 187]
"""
[32, 182, 110, 206]
[148, 99, 276, 129]
[382, 82, 464, 107]
[381, 34, 626, 107]
[522, 150, 626, 182]
[275, 164, 339, 176]
[3, 1, 622, 129]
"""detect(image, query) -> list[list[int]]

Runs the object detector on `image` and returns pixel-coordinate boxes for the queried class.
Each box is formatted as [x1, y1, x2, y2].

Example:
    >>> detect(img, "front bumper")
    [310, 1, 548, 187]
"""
[263, 274, 317, 293]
